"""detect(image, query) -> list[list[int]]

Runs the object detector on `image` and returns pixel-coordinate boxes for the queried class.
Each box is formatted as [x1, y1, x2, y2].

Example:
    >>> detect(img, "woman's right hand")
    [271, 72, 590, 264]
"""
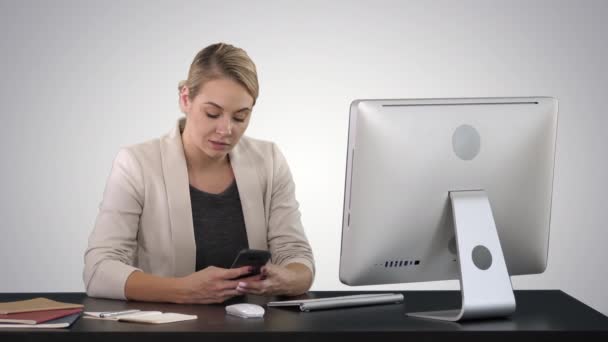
[173, 266, 255, 304]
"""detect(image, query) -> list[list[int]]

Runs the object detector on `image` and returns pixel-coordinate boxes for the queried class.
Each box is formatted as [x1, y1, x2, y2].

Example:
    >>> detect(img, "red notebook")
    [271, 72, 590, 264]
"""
[0, 308, 83, 325]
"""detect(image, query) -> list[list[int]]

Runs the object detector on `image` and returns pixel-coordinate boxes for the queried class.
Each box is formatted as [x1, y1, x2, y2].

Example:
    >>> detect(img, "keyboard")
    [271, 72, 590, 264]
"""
[266, 293, 404, 311]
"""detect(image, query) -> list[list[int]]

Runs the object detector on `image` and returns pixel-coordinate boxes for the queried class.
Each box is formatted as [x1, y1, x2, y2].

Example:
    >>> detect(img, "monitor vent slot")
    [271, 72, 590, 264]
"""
[383, 101, 538, 107]
[380, 260, 421, 268]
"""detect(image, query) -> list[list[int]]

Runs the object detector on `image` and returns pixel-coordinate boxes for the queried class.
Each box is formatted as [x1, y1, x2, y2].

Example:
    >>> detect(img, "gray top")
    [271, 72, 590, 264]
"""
[190, 180, 249, 271]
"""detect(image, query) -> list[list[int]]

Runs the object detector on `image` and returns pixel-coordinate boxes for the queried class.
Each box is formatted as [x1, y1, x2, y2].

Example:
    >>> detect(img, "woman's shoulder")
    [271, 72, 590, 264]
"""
[115, 137, 164, 168]
[121, 119, 182, 159]
[237, 135, 275, 155]
[234, 136, 292, 176]
[235, 136, 288, 163]
[124, 137, 162, 156]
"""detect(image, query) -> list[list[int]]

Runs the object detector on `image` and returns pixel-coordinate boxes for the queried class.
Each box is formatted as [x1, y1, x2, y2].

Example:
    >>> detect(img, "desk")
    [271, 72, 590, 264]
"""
[0, 290, 606, 341]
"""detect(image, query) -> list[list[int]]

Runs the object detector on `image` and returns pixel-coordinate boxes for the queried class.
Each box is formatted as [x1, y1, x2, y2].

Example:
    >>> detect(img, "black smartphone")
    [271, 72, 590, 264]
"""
[230, 249, 271, 279]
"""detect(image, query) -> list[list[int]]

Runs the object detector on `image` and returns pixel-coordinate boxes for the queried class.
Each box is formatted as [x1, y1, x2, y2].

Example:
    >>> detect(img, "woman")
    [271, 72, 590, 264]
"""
[83, 43, 315, 304]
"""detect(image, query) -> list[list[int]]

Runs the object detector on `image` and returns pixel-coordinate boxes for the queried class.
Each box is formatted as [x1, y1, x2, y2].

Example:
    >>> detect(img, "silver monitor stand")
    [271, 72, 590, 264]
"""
[407, 190, 516, 321]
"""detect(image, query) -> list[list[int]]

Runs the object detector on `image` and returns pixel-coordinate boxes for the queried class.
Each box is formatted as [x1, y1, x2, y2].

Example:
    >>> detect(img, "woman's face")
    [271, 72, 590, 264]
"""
[181, 78, 254, 160]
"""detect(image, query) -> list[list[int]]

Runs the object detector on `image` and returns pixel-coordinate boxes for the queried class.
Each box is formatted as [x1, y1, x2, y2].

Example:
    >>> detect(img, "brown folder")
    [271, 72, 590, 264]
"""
[0, 298, 84, 314]
[0, 307, 83, 324]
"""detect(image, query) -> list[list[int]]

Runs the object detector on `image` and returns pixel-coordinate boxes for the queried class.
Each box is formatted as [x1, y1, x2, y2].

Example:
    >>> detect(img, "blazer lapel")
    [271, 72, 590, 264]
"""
[230, 141, 268, 250]
[160, 119, 196, 276]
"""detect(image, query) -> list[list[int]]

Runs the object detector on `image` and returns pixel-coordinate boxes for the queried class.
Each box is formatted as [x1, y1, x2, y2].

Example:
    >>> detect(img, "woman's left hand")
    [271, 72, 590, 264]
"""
[235, 263, 312, 297]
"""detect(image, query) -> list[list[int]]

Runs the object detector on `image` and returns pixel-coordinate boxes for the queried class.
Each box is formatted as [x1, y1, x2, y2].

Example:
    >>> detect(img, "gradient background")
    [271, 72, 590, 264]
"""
[1, 0, 606, 315]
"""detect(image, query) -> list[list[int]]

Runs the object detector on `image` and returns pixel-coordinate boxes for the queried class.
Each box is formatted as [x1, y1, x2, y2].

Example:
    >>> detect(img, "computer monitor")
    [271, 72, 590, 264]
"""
[339, 97, 558, 321]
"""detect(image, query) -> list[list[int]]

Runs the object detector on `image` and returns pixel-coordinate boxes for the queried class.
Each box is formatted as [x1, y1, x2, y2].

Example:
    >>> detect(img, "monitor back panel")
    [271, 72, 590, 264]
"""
[339, 97, 558, 286]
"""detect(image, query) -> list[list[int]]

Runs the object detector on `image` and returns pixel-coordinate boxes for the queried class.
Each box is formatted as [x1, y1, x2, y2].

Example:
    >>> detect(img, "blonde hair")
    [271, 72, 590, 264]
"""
[179, 43, 259, 104]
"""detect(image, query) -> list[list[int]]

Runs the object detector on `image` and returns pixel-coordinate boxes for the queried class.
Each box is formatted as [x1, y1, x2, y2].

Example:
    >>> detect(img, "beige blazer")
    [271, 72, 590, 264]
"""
[83, 118, 315, 300]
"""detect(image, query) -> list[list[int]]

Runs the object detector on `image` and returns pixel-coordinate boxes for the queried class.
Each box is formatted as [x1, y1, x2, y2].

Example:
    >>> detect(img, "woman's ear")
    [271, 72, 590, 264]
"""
[179, 86, 190, 114]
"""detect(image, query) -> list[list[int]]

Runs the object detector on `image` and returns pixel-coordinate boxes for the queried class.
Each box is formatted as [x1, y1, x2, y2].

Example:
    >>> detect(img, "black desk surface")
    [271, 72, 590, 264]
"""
[0, 290, 606, 341]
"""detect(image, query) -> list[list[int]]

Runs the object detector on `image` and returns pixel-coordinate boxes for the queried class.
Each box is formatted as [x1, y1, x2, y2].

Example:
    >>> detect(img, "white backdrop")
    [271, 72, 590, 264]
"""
[1, 0, 606, 315]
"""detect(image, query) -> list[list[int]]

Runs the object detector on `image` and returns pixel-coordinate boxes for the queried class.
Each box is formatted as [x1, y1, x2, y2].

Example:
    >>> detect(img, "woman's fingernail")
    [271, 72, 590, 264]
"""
[238, 282, 246, 287]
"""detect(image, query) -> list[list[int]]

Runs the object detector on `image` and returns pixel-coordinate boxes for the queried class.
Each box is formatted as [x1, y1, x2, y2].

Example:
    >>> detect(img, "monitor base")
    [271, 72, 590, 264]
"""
[408, 190, 516, 322]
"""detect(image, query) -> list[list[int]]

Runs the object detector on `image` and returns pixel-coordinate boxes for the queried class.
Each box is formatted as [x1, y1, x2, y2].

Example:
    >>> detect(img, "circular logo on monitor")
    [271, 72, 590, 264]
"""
[452, 124, 481, 160]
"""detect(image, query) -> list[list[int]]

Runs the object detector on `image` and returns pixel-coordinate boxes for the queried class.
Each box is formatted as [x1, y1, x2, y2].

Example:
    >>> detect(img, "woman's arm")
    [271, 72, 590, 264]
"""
[83, 148, 145, 299]
[236, 143, 315, 297]
[124, 271, 182, 303]
[283, 263, 313, 295]
[236, 262, 313, 297]
[125, 266, 253, 304]
[266, 144, 316, 276]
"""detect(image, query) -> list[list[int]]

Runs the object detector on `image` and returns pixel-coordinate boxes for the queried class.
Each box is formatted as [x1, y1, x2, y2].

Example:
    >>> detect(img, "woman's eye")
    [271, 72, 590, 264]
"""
[206, 113, 220, 119]
[233, 117, 246, 123]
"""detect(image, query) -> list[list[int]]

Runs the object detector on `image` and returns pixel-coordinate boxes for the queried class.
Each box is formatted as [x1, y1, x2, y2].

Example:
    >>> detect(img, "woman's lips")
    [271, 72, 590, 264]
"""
[209, 140, 230, 150]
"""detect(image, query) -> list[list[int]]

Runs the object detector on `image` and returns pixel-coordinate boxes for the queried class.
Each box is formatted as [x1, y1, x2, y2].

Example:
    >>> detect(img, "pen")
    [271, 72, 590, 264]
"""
[99, 309, 141, 318]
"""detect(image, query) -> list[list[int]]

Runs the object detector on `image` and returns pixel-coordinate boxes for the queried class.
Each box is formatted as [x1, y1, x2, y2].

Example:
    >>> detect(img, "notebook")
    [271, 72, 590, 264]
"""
[267, 293, 404, 311]
[84, 311, 197, 324]
[0, 308, 83, 324]
[0, 312, 82, 329]
[0, 298, 84, 315]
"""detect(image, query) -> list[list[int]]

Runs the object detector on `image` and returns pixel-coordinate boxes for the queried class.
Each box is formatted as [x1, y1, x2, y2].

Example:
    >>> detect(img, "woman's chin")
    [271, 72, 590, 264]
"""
[202, 147, 230, 160]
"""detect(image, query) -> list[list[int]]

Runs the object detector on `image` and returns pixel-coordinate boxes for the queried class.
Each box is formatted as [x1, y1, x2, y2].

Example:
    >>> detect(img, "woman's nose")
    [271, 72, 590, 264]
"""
[216, 116, 232, 135]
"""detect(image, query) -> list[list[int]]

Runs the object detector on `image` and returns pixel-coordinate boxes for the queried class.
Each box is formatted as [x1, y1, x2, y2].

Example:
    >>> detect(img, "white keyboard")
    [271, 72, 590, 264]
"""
[267, 293, 404, 311]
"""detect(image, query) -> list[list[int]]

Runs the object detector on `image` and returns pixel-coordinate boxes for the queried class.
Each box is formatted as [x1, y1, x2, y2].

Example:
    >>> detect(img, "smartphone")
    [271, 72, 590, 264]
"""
[230, 249, 271, 279]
